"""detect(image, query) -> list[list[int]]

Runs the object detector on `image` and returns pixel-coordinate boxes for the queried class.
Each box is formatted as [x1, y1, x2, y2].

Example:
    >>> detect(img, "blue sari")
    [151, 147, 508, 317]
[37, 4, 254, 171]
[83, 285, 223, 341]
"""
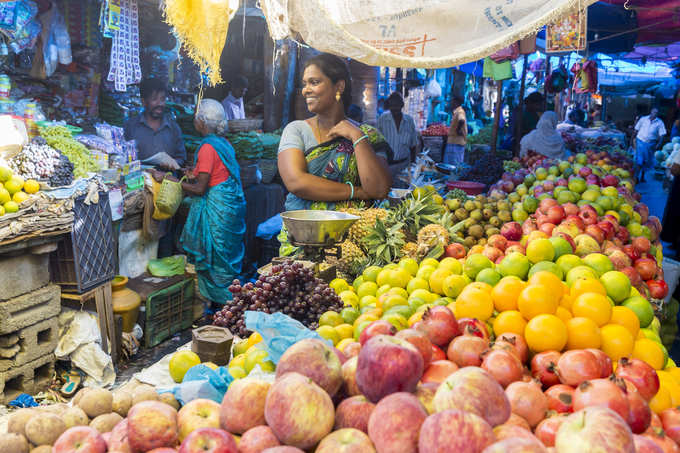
[181, 135, 246, 303]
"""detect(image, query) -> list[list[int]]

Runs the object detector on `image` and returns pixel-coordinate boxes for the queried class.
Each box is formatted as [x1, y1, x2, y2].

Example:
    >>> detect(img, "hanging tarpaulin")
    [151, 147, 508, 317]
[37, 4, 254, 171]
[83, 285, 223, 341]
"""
[545, 8, 587, 53]
[259, 0, 597, 69]
[163, 0, 239, 86]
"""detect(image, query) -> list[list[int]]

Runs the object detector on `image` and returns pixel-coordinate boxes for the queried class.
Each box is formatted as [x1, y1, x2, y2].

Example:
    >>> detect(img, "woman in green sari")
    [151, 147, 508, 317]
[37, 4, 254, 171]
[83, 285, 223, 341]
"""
[278, 53, 392, 212]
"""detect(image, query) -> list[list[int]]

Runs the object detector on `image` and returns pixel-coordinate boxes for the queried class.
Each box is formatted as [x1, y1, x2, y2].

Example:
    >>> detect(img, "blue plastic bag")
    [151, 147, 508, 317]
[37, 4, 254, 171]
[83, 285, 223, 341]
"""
[163, 364, 233, 405]
[256, 214, 282, 240]
[245, 311, 329, 363]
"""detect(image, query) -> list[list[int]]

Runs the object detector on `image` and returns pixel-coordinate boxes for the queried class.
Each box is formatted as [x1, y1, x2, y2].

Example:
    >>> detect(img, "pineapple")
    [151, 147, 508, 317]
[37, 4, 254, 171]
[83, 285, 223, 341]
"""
[337, 240, 366, 276]
[401, 242, 419, 259]
[417, 224, 450, 249]
[344, 208, 388, 245]
[389, 192, 443, 241]
[362, 218, 406, 266]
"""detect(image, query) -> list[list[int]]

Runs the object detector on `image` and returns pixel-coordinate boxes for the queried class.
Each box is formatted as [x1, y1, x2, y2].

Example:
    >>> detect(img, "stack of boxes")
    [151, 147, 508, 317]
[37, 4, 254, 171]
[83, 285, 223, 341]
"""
[0, 252, 61, 403]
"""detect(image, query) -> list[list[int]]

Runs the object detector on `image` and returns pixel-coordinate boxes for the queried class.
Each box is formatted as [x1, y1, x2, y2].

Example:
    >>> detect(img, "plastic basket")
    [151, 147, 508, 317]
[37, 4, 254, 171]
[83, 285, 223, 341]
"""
[156, 175, 186, 216]
[446, 180, 486, 195]
[144, 278, 195, 347]
[258, 159, 278, 184]
[49, 192, 116, 293]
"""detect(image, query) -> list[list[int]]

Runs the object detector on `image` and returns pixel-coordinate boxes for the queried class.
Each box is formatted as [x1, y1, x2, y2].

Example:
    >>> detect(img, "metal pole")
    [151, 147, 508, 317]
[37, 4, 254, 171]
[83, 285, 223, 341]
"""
[514, 54, 529, 157]
[491, 80, 503, 153]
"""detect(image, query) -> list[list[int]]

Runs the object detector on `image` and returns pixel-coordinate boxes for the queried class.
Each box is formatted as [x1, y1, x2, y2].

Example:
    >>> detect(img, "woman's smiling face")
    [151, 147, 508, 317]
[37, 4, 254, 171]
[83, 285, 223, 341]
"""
[302, 64, 343, 114]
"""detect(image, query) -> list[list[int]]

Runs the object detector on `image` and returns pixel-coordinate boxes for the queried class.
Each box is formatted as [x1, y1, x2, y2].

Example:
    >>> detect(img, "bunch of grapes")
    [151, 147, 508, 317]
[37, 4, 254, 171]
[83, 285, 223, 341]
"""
[213, 260, 343, 337]
[48, 154, 74, 187]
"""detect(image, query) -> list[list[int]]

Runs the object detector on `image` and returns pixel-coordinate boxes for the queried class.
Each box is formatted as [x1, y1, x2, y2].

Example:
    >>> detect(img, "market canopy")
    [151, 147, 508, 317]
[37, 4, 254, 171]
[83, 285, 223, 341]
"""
[259, 0, 597, 68]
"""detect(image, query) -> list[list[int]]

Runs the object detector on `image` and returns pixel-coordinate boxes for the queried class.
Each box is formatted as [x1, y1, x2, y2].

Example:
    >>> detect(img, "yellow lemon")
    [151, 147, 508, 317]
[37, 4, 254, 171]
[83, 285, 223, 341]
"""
[169, 350, 201, 383]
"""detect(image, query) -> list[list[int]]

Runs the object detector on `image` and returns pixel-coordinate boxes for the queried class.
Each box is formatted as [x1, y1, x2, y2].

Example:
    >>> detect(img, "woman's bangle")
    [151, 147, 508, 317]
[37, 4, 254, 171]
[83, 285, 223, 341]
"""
[346, 181, 354, 200]
[353, 134, 369, 148]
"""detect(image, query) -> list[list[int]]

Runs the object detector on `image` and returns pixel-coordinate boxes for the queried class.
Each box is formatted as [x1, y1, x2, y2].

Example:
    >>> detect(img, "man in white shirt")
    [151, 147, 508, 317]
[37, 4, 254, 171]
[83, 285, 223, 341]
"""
[377, 92, 419, 180]
[222, 76, 248, 122]
[635, 107, 666, 182]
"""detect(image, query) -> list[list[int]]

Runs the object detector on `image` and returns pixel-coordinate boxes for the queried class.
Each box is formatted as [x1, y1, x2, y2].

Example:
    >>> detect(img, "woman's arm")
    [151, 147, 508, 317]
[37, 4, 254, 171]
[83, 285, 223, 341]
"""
[671, 163, 680, 177]
[151, 169, 210, 196]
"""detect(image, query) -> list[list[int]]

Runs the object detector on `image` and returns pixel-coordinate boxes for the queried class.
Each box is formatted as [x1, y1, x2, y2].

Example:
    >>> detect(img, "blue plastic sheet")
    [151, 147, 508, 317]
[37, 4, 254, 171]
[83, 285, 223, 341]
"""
[163, 364, 233, 405]
[244, 311, 329, 364]
[9, 393, 38, 408]
[256, 214, 282, 240]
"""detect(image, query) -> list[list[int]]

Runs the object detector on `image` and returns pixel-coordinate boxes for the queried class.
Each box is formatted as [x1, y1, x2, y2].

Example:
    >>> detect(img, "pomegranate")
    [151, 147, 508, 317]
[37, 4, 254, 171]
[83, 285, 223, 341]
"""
[431, 344, 446, 361]
[635, 258, 658, 281]
[615, 358, 660, 401]
[649, 412, 663, 431]
[395, 329, 433, 366]
[494, 333, 529, 364]
[421, 360, 459, 384]
[534, 415, 567, 447]
[504, 413, 532, 431]
[446, 335, 488, 367]
[643, 428, 680, 453]
[633, 236, 652, 254]
[557, 350, 602, 386]
[624, 380, 652, 434]
[633, 435, 664, 453]
[481, 349, 523, 388]
[544, 384, 575, 413]
[531, 351, 561, 388]
[359, 320, 396, 345]
[457, 317, 490, 340]
[660, 407, 680, 445]
[416, 306, 459, 347]
[573, 378, 630, 421]
[505, 381, 548, 428]
[587, 348, 613, 377]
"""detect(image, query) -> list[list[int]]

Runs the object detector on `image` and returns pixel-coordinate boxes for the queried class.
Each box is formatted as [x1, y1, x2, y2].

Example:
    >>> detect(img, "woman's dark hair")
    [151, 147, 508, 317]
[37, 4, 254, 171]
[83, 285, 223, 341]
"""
[304, 53, 352, 112]
[139, 78, 167, 100]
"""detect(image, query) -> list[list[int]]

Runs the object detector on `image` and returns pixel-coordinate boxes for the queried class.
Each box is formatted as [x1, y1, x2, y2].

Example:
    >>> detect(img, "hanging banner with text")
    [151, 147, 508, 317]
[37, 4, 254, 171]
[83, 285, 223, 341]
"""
[260, 0, 596, 68]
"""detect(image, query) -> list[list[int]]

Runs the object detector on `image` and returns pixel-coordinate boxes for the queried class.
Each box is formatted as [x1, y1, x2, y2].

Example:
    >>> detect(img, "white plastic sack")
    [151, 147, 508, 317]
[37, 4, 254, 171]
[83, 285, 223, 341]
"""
[425, 79, 442, 98]
[118, 229, 159, 278]
[55, 311, 101, 358]
[261, 0, 596, 68]
[0, 115, 28, 159]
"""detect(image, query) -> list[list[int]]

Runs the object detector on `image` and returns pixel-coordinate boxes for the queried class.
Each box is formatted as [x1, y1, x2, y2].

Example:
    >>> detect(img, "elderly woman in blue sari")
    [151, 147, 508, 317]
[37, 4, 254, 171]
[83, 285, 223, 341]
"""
[152, 99, 245, 303]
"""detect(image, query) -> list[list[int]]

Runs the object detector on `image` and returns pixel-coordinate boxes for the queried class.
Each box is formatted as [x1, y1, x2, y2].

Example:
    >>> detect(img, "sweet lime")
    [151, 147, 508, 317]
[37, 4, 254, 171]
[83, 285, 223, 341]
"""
[362, 265, 382, 282]
[526, 238, 555, 264]
[464, 253, 493, 280]
[622, 296, 655, 328]
[318, 311, 344, 327]
[169, 350, 201, 383]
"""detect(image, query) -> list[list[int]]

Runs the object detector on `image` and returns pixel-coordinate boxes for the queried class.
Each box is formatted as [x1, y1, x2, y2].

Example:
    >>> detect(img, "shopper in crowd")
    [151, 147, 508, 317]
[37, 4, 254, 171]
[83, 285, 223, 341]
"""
[520, 111, 566, 160]
[377, 92, 419, 178]
[124, 77, 186, 169]
[671, 111, 680, 139]
[152, 99, 245, 303]
[520, 92, 544, 138]
[222, 75, 249, 121]
[634, 107, 667, 183]
[347, 104, 364, 123]
[444, 95, 467, 165]
[277, 52, 391, 213]
[662, 146, 680, 251]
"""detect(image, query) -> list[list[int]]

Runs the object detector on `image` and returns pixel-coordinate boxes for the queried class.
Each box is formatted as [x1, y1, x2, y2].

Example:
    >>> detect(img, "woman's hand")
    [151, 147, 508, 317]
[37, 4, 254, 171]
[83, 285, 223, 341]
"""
[328, 120, 363, 142]
[150, 169, 165, 183]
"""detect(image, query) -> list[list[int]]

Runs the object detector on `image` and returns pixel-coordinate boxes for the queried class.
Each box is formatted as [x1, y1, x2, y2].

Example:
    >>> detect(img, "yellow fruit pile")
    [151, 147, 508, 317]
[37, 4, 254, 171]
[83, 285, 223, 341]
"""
[0, 165, 39, 216]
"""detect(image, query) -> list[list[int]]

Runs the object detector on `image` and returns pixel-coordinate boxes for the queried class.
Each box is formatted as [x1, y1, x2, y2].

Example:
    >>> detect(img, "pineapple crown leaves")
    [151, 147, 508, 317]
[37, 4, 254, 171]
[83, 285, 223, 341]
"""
[362, 217, 405, 266]
[390, 191, 443, 236]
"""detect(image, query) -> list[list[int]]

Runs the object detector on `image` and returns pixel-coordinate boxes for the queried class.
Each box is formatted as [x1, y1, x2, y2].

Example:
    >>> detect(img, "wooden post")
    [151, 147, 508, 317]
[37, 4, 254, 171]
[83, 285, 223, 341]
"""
[514, 54, 529, 157]
[491, 80, 503, 153]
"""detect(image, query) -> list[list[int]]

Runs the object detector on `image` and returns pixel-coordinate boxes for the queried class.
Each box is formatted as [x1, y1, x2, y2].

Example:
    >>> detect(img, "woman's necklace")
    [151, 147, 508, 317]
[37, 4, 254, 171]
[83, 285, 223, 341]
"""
[315, 117, 327, 143]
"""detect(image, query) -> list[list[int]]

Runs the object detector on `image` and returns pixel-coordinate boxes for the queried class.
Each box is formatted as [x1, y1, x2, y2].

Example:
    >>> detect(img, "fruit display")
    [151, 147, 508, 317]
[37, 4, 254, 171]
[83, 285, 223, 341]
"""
[212, 260, 343, 337]
[0, 165, 40, 217]
[39, 125, 100, 178]
[48, 153, 75, 187]
[9, 138, 63, 180]
[421, 123, 449, 136]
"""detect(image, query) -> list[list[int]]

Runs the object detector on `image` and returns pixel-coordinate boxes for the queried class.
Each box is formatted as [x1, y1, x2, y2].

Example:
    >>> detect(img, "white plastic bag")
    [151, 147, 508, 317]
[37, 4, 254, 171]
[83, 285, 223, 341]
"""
[425, 79, 442, 98]
[0, 115, 28, 159]
[143, 152, 180, 170]
[118, 229, 159, 278]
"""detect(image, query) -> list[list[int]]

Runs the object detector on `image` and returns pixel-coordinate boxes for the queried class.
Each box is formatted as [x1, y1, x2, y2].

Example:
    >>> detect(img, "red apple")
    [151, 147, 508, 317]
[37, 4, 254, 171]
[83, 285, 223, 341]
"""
[539, 222, 556, 236]
[264, 372, 334, 450]
[547, 205, 566, 224]
[501, 222, 523, 241]
[359, 320, 396, 346]
[220, 377, 270, 434]
[522, 218, 538, 236]
[316, 428, 376, 453]
[647, 280, 668, 299]
[415, 383, 438, 415]
[608, 250, 632, 271]
[660, 407, 680, 445]
[343, 341, 361, 358]
[578, 205, 598, 226]
[539, 198, 559, 214]
[603, 174, 619, 187]
[563, 203, 579, 216]
[633, 434, 664, 453]
[555, 407, 635, 453]
[127, 401, 178, 452]
[482, 246, 504, 263]
[482, 438, 547, 452]
[635, 258, 657, 281]
[367, 392, 427, 453]
[557, 178, 569, 187]
[418, 409, 495, 453]
[585, 225, 606, 244]
[535, 415, 567, 447]
[276, 338, 343, 396]
[621, 266, 643, 287]
[341, 356, 360, 396]
[107, 419, 131, 453]
[623, 245, 641, 262]
[178, 399, 221, 442]
[616, 227, 630, 243]
[597, 221, 616, 240]
[505, 244, 526, 255]
[238, 426, 280, 453]
[178, 428, 237, 453]
[356, 335, 424, 403]
[422, 360, 460, 384]
[445, 243, 467, 259]
[53, 427, 107, 453]
[334, 395, 375, 433]
[261, 448, 305, 453]
[487, 234, 508, 251]
[563, 214, 585, 231]
[579, 167, 593, 177]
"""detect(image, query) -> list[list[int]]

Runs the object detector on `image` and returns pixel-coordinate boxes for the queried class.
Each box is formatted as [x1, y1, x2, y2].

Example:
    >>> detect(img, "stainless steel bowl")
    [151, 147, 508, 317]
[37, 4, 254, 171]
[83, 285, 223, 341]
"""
[281, 210, 360, 246]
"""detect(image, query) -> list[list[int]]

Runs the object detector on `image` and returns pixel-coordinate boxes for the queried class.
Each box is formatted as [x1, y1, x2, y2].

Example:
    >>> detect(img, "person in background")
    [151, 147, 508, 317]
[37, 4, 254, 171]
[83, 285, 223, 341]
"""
[377, 92, 419, 178]
[222, 75, 249, 121]
[520, 111, 565, 160]
[671, 111, 680, 139]
[520, 92, 544, 138]
[634, 107, 666, 183]
[444, 95, 467, 165]
[152, 99, 245, 304]
[662, 146, 680, 251]
[124, 78, 186, 169]
[347, 104, 364, 123]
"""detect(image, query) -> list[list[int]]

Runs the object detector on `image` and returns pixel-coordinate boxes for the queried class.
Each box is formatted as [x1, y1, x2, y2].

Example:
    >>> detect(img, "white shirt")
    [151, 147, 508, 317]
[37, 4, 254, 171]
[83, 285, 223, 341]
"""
[222, 93, 245, 121]
[377, 112, 418, 163]
[635, 115, 667, 143]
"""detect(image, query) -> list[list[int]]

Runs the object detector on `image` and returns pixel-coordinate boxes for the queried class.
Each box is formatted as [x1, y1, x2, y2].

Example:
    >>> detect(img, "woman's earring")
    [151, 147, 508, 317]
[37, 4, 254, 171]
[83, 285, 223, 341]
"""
[336, 91, 341, 102]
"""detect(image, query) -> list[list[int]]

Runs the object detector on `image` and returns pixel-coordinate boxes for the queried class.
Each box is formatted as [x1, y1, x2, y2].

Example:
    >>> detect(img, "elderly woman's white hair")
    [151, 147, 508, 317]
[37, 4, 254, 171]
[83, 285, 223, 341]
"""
[195, 99, 227, 135]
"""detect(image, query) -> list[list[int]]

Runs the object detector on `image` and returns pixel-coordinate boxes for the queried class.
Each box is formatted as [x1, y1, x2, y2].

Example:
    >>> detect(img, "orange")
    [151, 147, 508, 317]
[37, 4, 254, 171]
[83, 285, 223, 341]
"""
[632, 338, 666, 370]
[571, 293, 612, 327]
[565, 317, 601, 350]
[353, 314, 378, 328]
[468, 281, 493, 293]
[649, 385, 673, 414]
[600, 324, 634, 361]
[528, 271, 564, 301]
[455, 287, 494, 321]
[491, 277, 526, 312]
[555, 306, 573, 323]
[524, 314, 568, 352]
[668, 367, 680, 383]
[570, 278, 607, 299]
[493, 310, 527, 336]
[559, 292, 574, 311]
[609, 306, 640, 339]
[517, 284, 559, 320]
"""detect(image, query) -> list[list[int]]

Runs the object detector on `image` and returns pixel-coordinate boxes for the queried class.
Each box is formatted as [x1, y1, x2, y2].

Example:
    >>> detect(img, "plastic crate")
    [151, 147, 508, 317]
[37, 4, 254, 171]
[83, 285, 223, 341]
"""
[49, 192, 115, 293]
[144, 278, 195, 348]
